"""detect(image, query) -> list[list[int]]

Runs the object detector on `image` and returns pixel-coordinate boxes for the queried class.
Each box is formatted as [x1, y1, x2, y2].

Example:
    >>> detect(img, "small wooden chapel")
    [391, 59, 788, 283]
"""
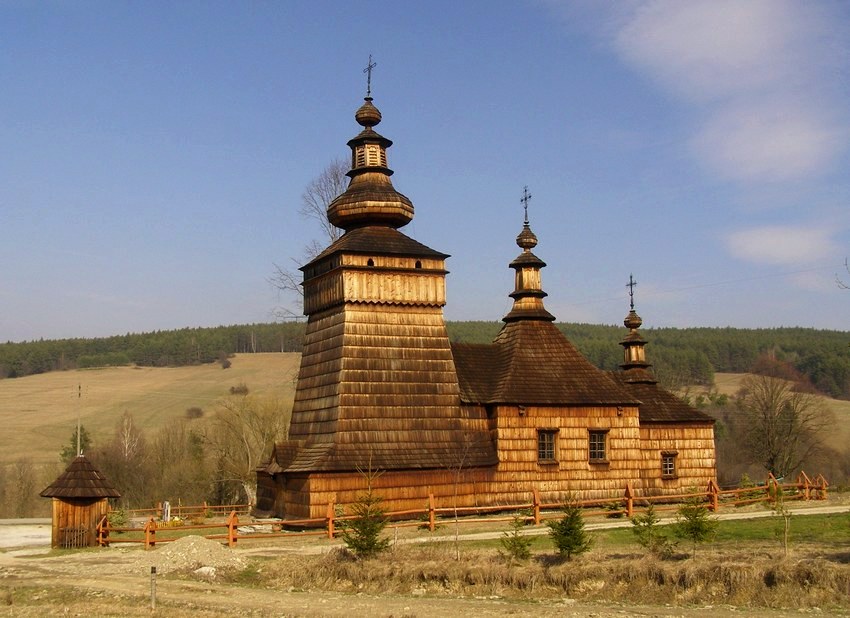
[256, 84, 716, 520]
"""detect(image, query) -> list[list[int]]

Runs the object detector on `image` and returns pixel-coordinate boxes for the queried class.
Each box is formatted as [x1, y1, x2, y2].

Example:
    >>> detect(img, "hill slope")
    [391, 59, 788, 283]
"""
[0, 353, 300, 465]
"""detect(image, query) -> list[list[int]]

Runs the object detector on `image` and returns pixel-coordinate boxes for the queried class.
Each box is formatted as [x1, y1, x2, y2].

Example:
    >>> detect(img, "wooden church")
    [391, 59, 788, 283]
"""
[256, 87, 716, 519]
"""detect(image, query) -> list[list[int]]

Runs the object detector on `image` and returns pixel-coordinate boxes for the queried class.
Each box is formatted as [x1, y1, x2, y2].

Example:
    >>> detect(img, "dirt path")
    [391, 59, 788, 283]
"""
[2, 503, 849, 617]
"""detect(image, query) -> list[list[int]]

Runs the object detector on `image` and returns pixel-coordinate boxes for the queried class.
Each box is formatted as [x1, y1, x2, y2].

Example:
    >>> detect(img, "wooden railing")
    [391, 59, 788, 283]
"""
[123, 501, 253, 521]
[96, 472, 828, 549]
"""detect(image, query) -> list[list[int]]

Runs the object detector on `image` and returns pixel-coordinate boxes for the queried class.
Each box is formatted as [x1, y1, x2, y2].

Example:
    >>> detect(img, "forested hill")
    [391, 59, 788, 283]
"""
[2, 321, 848, 399]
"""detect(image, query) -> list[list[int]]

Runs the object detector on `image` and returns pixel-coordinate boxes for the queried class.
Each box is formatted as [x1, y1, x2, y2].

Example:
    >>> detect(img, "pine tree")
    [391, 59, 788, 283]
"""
[547, 499, 592, 561]
[674, 496, 717, 558]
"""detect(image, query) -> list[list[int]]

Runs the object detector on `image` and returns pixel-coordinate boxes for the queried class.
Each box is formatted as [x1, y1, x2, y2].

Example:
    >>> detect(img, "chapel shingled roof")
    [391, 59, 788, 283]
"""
[453, 321, 639, 406]
[609, 374, 715, 424]
[40, 455, 120, 499]
[452, 205, 638, 407]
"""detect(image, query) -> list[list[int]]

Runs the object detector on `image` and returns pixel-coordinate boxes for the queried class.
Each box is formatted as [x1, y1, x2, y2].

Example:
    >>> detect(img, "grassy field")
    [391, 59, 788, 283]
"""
[0, 353, 301, 465]
[703, 373, 850, 455]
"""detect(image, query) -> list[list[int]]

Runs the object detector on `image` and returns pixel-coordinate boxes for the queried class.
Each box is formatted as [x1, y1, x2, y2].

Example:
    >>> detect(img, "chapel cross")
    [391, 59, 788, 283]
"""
[627, 274, 637, 310]
[520, 186, 532, 224]
[363, 54, 377, 98]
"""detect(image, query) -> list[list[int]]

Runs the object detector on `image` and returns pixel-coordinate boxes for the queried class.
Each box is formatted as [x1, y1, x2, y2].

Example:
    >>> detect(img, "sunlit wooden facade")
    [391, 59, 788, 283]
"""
[257, 93, 716, 519]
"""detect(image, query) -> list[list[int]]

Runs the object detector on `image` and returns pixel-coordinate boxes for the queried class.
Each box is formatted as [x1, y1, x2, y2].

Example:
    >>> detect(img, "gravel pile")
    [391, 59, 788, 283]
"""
[127, 535, 245, 575]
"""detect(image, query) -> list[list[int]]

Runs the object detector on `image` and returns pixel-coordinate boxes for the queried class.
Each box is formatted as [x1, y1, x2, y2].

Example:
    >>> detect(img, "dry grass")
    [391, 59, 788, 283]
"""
[0, 353, 300, 464]
[248, 542, 850, 610]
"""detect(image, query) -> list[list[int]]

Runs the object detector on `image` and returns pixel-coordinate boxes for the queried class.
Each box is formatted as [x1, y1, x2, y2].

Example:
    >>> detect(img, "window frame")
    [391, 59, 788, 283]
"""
[588, 429, 609, 463]
[661, 450, 678, 479]
[537, 428, 559, 464]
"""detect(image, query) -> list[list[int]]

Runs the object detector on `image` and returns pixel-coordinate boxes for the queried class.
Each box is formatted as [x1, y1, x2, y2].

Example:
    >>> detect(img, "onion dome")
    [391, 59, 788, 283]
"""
[503, 190, 555, 323]
[619, 275, 655, 383]
[327, 96, 414, 230]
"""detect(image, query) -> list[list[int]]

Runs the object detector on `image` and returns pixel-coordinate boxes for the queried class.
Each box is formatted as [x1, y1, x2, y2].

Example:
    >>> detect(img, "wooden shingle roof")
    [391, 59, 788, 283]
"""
[608, 373, 716, 424]
[453, 320, 639, 406]
[309, 225, 449, 264]
[40, 455, 120, 499]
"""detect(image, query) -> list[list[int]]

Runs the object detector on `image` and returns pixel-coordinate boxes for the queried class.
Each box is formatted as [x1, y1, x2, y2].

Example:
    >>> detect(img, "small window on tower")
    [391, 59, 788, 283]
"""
[537, 429, 558, 463]
[367, 258, 375, 267]
[415, 260, 422, 269]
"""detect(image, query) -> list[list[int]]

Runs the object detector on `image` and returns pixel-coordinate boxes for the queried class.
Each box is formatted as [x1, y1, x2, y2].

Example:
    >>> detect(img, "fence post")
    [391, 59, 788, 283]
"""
[144, 517, 157, 550]
[97, 515, 109, 547]
[227, 510, 238, 547]
[815, 474, 829, 500]
[326, 500, 335, 539]
[706, 479, 719, 512]
[428, 493, 436, 532]
[624, 483, 634, 518]
[797, 471, 811, 500]
[532, 488, 541, 525]
[766, 473, 778, 504]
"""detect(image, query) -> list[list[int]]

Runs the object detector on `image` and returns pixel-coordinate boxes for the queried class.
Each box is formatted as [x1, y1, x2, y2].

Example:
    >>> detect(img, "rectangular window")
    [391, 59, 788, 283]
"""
[661, 451, 678, 478]
[588, 430, 608, 462]
[537, 429, 558, 463]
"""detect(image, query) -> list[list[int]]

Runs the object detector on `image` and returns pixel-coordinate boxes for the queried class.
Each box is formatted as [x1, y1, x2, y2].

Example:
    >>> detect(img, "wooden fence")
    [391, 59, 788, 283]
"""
[96, 472, 828, 550]
[123, 501, 253, 521]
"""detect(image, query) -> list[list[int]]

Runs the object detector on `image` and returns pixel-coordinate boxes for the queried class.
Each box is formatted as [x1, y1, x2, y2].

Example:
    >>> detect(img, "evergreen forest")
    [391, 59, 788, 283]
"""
[1, 321, 848, 399]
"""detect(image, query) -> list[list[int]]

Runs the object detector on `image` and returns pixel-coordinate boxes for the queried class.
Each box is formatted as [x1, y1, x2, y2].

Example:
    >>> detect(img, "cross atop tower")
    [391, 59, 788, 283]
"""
[363, 54, 377, 98]
[520, 186, 532, 224]
[627, 273, 637, 310]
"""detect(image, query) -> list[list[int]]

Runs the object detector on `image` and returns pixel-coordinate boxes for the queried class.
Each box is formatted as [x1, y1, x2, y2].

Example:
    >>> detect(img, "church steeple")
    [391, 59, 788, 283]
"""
[619, 274, 656, 383]
[503, 187, 556, 323]
[327, 58, 414, 231]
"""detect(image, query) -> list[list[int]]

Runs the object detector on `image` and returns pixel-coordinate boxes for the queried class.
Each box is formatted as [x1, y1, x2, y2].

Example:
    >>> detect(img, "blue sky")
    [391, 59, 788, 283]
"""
[2, 1, 849, 342]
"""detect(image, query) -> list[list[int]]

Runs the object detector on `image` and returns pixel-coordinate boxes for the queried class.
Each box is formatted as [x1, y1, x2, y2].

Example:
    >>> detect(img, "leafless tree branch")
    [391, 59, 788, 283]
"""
[837, 257, 849, 290]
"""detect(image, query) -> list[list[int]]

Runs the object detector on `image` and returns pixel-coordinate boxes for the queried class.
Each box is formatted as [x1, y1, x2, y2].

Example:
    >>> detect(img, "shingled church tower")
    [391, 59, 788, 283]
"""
[259, 90, 496, 517]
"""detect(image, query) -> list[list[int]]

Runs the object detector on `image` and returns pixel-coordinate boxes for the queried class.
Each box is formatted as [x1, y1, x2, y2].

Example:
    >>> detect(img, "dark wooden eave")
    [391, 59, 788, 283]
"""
[306, 226, 449, 267]
[40, 455, 120, 499]
[608, 373, 716, 424]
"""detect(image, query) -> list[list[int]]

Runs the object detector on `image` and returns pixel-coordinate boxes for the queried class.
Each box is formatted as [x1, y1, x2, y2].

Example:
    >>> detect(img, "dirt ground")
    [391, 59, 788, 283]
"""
[1, 506, 849, 618]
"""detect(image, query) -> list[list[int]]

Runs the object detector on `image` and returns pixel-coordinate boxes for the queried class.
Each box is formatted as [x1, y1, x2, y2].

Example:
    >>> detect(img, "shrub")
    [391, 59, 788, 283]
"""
[547, 499, 592, 561]
[339, 468, 389, 559]
[229, 383, 249, 395]
[107, 509, 128, 528]
[631, 504, 675, 558]
[500, 510, 533, 562]
[674, 495, 717, 558]
[185, 406, 204, 419]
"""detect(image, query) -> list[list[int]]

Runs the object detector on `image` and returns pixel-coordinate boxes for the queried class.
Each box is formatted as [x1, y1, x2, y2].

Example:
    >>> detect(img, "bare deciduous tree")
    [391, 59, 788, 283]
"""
[203, 394, 291, 505]
[837, 257, 849, 290]
[270, 158, 348, 314]
[299, 158, 347, 245]
[95, 411, 150, 508]
[737, 374, 833, 478]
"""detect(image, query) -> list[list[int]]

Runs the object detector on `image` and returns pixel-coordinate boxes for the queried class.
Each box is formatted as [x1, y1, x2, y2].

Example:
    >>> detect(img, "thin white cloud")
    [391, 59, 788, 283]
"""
[725, 225, 839, 266]
[692, 100, 844, 182]
[554, 0, 850, 184]
[613, 0, 808, 102]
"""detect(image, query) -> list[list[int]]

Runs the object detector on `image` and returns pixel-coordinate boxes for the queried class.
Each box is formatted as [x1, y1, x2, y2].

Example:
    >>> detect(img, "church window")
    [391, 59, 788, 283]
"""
[661, 451, 678, 478]
[367, 258, 374, 267]
[537, 429, 558, 463]
[415, 260, 422, 269]
[588, 430, 608, 463]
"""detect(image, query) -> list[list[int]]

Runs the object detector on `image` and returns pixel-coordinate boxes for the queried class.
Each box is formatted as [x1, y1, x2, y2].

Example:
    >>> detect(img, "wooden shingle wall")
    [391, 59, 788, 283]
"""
[285, 303, 495, 474]
[639, 423, 717, 494]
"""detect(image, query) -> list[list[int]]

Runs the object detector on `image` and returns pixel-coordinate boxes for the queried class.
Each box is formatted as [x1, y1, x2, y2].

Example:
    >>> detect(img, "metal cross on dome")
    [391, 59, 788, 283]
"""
[363, 54, 377, 98]
[627, 274, 637, 310]
[520, 186, 532, 224]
